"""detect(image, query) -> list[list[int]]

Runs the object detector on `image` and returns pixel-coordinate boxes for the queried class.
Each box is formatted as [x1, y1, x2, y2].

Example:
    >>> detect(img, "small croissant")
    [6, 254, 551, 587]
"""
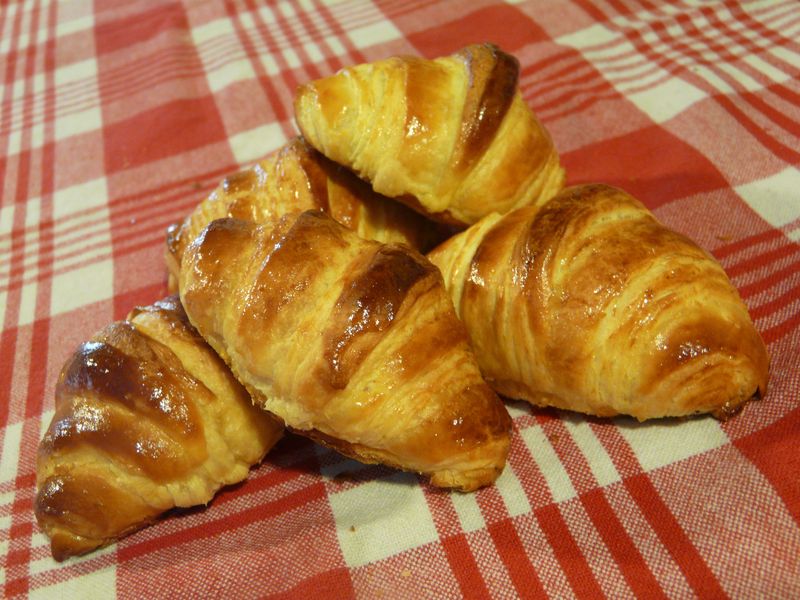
[179, 211, 511, 491]
[427, 184, 769, 420]
[35, 296, 283, 560]
[294, 43, 565, 227]
[166, 136, 444, 291]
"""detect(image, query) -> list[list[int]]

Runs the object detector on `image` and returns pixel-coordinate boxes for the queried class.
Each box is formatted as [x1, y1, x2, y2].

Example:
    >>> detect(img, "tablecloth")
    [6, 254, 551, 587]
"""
[1, 0, 799, 597]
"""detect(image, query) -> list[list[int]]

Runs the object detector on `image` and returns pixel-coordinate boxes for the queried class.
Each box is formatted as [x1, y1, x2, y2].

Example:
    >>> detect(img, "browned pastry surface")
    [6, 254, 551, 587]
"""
[179, 211, 511, 491]
[35, 296, 283, 561]
[294, 43, 565, 226]
[165, 136, 444, 291]
[428, 184, 769, 420]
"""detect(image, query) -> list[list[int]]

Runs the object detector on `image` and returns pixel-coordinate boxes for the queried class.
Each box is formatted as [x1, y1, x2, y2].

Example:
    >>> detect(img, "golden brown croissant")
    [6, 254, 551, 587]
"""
[35, 296, 283, 561]
[294, 43, 565, 227]
[179, 211, 511, 491]
[427, 184, 769, 421]
[165, 136, 444, 291]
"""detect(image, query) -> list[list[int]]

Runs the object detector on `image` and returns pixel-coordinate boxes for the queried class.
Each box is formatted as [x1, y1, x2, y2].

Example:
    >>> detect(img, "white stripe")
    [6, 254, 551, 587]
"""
[617, 416, 728, 472]
[743, 54, 793, 86]
[717, 61, 766, 93]
[0, 1, 20, 55]
[494, 464, 532, 517]
[563, 418, 621, 487]
[450, 489, 486, 533]
[519, 425, 576, 503]
[0, 421, 23, 484]
[18, 278, 37, 327]
[29, 558, 117, 597]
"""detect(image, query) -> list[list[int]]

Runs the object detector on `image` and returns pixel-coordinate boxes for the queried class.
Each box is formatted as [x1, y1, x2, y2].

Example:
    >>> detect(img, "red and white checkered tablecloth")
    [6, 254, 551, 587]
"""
[1, 0, 799, 597]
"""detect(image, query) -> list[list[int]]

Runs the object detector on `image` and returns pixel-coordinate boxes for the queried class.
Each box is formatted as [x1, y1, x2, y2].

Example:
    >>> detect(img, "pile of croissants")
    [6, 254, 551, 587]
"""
[35, 44, 769, 561]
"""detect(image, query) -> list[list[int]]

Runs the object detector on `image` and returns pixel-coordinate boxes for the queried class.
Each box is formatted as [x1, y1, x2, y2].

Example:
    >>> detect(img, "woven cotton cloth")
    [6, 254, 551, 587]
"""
[1, 0, 798, 598]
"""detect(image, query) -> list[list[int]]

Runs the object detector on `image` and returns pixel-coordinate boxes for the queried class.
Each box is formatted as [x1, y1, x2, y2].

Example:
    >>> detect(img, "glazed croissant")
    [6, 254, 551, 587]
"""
[179, 211, 511, 491]
[165, 136, 443, 291]
[294, 43, 565, 227]
[427, 184, 769, 420]
[35, 296, 283, 561]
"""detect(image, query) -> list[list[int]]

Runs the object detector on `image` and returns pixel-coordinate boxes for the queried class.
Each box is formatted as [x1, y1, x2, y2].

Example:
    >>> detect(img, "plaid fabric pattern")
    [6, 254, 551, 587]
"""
[1, 0, 798, 597]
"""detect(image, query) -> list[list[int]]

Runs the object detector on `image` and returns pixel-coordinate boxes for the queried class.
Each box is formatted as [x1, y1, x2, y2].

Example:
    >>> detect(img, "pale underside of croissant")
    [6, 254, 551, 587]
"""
[165, 136, 444, 291]
[179, 210, 511, 491]
[35, 296, 283, 561]
[428, 184, 769, 421]
[294, 43, 565, 227]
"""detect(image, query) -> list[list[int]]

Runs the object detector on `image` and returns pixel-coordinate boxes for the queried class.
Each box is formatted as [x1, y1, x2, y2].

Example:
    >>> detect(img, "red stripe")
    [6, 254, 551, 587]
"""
[726, 243, 800, 278]
[422, 481, 492, 596]
[539, 419, 597, 495]
[534, 85, 620, 123]
[519, 47, 590, 83]
[439, 534, 493, 600]
[25, 0, 57, 420]
[463, 449, 552, 598]
[761, 308, 800, 345]
[723, 0, 800, 60]
[6, 3, 58, 596]
[245, 0, 312, 86]
[588, 423, 649, 481]
[524, 79, 619, 120]
[312, 0, 367, 66]
[487, 519, 548, 600]
[714, 228, 783, 259]
[26, 547, 117, 590]
[606, 0, 637, 16]
[0, 0, 32, 430]
[711, 92, 800, 165]
[590, 425, 735, 596]
[537, 420, 653, 596]
[224, 0, 295, 140]
[2, 219, 170, 295]
[510, 414, 611, 598]
[1, 46, 213, 135]
[750, 281, 800, 320]
[2, 227, 178, 296]
[260, 1, 324, 83]
[580, 489, 667, 599]
[635, 17, 800, 164]
[738, 257, 800, 299]
[4, 573, 30, 599]
[375, 0, 430, 22]
[0, 162, 231, 250]
[118, 481, 327, 562]
[575, 0, 800, 164]
[213, 457, 320, 508]
[735, 406, 800, 525]
[505, 417, 557, 508]
[672, 11, 800, 137]
[700, 3, 799, 78]
[268, 568, 355, 600]
[624, 474, 728, 598]
[0, 1, 26, 209]
[303, 0, 345, 73]
[534, 504, 606, 599]
[0, 0, 25, 434]
[574, 0, 607, 23]
[422, 486, 465, 538]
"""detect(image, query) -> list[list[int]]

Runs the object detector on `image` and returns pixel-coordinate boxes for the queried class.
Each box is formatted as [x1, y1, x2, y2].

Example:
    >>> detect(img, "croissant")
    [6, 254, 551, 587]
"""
[35, 296, 283, 561]
[165, 136, 444, 291]
[427, 184, 770, 420]
[179, 211, 511, 491]
[294, 43, 565, 227]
